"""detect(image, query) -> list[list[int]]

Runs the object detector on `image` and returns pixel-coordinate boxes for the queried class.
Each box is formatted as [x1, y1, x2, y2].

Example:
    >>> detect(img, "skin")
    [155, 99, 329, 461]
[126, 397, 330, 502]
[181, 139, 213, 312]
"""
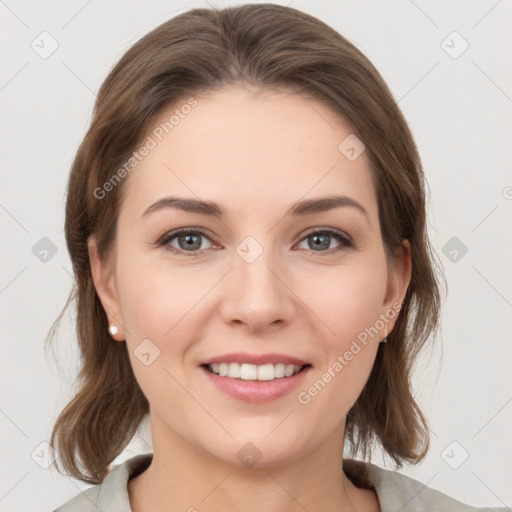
[89, 84, 411, 512]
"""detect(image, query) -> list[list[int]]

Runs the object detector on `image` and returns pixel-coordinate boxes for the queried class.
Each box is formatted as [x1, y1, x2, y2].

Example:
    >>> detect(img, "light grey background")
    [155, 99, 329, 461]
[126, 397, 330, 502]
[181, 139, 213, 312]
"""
[1, 0, 511, 510]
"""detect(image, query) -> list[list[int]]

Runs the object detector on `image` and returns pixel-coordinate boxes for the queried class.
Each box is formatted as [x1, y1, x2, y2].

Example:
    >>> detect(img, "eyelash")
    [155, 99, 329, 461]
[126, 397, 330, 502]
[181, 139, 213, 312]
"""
[155, 227, 354, 256]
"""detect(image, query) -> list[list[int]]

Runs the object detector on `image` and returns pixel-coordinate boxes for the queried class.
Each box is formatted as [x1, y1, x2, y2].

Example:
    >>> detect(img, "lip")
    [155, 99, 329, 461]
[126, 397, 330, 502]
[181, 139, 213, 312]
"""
[200, 364, 312, 403]
[198, 352, 310, 366]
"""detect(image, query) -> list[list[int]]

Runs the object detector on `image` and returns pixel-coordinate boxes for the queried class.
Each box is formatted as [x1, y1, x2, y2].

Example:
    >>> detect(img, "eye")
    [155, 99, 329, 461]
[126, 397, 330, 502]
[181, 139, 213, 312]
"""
[296, 228, 353, 254]
[156, 228, 215, 255]
[156, 227, 353, 256]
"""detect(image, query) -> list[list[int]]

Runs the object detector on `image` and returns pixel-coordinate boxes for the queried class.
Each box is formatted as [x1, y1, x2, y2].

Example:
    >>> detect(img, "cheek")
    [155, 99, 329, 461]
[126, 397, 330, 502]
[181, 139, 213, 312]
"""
[295, 270, 385, 429]
[296, 258, 388, 347]
[115, 250, 198, 339]
[293, 259, 387, 405]
[115, 254, 208, 391]
[115, 260, 195, 411]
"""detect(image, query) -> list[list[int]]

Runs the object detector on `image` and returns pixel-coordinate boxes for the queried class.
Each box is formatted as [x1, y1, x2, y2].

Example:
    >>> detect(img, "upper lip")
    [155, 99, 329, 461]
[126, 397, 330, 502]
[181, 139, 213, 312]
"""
[199, 352, 311, 367]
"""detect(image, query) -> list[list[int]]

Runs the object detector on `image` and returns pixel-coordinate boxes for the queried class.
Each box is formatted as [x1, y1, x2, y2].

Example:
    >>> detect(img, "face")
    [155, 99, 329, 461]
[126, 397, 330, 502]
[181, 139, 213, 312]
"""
[89, 84, 410, 469]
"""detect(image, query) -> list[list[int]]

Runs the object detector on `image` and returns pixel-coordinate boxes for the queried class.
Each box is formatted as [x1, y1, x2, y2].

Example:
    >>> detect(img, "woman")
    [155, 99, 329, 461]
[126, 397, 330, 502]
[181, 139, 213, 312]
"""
[48, 3, 505, 511]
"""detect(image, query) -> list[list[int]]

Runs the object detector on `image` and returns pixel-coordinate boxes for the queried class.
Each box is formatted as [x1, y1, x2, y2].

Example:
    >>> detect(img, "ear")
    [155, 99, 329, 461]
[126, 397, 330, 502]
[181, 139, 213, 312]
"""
[381, 239, 411, 336]
[88, 234, 125, 341]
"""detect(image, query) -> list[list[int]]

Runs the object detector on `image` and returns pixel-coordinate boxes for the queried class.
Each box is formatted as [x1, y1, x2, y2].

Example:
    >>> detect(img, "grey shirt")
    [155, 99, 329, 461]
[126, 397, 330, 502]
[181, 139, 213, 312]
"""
[53, 453, 506, 511]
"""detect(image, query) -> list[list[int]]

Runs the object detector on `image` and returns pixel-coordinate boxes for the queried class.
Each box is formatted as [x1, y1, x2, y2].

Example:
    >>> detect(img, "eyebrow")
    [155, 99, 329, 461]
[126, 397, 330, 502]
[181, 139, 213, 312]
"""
[142, 195, 370, 222]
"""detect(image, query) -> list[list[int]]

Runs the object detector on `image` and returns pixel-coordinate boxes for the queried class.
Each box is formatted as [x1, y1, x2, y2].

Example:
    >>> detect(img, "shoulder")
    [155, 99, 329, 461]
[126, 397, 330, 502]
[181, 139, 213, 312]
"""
[52, 453, 153, 512]
[343, 458, 507, 512]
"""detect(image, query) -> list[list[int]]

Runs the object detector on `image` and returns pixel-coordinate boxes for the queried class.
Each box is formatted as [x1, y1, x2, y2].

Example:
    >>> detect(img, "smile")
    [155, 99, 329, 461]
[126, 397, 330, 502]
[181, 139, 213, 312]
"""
[204, 362, 309, 381]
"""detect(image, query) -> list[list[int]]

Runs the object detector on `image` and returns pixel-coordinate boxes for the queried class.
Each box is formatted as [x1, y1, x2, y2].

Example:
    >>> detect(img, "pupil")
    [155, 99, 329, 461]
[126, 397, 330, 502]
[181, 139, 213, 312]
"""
[181, 234, 200, 250]
[311, 234, 329, 250]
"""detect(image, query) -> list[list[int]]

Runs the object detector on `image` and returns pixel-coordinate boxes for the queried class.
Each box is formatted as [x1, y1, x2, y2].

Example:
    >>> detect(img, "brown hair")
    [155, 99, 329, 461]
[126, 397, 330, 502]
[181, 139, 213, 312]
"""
[46, 2, 445, 484]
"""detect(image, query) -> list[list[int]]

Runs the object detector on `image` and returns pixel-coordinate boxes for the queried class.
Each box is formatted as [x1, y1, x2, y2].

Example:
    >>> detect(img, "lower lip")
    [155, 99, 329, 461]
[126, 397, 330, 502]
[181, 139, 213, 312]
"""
[200, 365, 311, 403]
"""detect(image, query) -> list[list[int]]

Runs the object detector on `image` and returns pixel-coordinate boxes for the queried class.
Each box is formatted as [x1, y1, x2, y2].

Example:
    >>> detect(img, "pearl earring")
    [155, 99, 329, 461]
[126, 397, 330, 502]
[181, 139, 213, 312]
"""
[109, 325, 119, 337]
[382, 328, 388, 343]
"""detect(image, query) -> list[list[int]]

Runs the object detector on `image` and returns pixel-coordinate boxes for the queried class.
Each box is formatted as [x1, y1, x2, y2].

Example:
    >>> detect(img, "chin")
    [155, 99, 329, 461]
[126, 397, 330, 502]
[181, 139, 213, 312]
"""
[202, 431, 309, 471]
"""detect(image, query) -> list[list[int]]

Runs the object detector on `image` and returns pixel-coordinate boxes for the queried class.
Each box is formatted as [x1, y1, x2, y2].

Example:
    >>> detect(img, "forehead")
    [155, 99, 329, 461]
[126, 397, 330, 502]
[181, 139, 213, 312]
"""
[119, 85, 378, 223]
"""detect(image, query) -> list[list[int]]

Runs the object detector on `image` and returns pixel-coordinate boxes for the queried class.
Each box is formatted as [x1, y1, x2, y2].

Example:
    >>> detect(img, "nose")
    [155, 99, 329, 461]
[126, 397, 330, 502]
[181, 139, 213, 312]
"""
[220, 242, 297, 335]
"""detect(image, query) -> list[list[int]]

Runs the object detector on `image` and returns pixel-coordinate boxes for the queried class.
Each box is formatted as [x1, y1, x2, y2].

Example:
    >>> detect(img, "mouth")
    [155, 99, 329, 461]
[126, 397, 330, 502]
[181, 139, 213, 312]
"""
[199, 362, 312, 402]
[197, 352, 313, 402]
[201, 362, 312, 381]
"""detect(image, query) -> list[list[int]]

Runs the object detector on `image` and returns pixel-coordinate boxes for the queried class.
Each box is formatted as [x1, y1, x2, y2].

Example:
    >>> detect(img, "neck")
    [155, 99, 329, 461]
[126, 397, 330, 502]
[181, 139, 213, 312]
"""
[128, 415, 377, 512]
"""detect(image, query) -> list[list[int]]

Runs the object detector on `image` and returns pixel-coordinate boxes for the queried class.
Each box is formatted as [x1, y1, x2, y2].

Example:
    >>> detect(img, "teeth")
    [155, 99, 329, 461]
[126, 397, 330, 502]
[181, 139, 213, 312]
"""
[207, 362, 304, 380]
